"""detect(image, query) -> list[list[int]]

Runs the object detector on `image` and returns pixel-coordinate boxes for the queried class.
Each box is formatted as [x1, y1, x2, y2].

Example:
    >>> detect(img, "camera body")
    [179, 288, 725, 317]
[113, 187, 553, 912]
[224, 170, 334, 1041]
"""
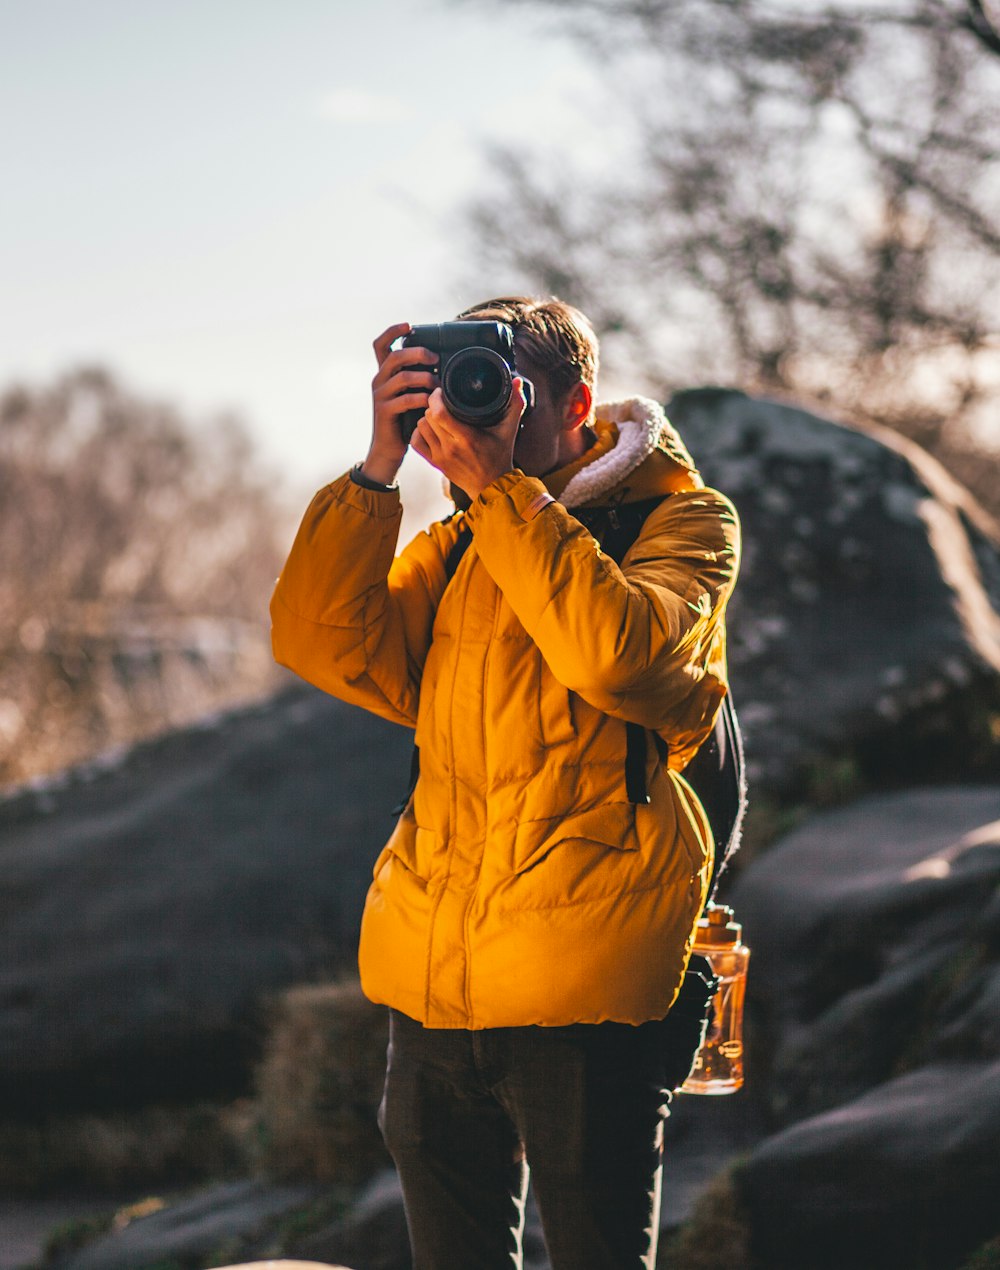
[398, 321, 534, 441]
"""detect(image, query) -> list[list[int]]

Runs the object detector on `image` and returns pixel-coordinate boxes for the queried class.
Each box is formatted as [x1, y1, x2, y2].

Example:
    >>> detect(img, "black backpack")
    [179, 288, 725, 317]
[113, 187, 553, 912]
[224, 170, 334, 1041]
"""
[573, 496, 747, 897]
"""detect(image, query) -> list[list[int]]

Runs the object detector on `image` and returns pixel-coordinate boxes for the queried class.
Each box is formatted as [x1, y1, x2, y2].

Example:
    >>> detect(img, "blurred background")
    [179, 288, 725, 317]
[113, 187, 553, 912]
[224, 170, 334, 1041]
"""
[3, 0, 998, 788]
[0, 0, 608, 784]
[3, 2, 1000, 1267]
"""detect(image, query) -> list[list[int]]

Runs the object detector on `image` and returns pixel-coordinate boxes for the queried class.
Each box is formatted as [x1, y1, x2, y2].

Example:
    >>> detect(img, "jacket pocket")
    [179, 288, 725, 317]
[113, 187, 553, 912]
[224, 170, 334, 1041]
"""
[512, 800, 638, 876]
[375, 812, 442, 884]
[537, 660, 577, 748]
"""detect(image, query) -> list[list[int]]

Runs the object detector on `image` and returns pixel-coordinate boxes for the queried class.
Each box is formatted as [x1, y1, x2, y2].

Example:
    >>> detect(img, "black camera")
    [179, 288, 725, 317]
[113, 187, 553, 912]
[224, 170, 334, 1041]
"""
[397, 321, 535, 442]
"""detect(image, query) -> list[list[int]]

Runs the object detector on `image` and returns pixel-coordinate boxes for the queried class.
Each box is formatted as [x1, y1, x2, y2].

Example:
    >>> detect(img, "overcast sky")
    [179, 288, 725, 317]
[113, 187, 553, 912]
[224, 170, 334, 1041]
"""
[1, 0, 606, 523]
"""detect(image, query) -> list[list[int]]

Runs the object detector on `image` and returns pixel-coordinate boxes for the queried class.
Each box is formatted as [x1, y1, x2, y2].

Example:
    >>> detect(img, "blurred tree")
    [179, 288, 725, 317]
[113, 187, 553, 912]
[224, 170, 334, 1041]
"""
[464, 0, 1000, 516]
[0, 367, 290, 786]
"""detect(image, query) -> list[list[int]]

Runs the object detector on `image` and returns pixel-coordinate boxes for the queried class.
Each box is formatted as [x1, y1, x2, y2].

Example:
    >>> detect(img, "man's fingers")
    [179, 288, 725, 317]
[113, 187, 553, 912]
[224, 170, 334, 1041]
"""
[412, 418, 441, 463]
[508, 377, 529, 425]
[416, 403, 448, 445]
[372, 323, 411, 367]
[373, 368, 436, 402]
[423, 387, 455, 432]
[416, 399, 463, 454]
[381, 391, 431, 418]
[373, 345, 439, 388]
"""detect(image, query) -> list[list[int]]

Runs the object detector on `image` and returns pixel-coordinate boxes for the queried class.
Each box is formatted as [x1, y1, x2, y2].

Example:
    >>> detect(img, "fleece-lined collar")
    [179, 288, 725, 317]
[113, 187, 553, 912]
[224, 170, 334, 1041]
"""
[546, 396, 701, 508]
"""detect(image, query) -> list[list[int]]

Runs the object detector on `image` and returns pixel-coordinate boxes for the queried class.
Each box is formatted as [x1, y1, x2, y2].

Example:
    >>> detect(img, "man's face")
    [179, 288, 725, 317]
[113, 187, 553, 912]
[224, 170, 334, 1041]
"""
[511, 356, 572, 478]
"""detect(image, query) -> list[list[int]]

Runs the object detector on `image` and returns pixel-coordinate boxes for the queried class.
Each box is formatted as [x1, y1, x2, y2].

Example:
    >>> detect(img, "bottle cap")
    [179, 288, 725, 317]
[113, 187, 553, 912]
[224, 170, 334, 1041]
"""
[696, 904, 742, 946]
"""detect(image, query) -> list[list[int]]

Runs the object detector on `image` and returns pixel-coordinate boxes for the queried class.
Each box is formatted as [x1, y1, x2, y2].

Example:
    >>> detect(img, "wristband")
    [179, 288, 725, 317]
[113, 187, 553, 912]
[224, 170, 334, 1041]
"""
[351, 463, 399, 493]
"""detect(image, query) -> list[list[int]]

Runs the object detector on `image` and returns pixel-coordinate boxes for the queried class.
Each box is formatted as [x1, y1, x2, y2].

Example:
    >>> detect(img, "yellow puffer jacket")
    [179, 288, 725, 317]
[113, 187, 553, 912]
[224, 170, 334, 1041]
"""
[270, 397, 741, 1029]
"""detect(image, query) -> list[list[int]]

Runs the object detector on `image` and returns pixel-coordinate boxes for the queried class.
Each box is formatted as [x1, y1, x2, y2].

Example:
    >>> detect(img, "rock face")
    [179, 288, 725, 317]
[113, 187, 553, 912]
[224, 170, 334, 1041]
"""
[4, 389, 1000, 1164]
[669, 389, 1000, 795]
[0, 686, 412, 1114]
[47, 1180, 324, 1270]
[290, 1169, 412, 1270]
[730, 785, 1000, 1269]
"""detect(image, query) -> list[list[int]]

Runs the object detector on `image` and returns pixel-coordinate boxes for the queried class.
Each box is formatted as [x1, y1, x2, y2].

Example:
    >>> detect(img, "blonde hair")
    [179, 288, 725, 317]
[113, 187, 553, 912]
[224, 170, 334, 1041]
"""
[456, 296, 599, 403]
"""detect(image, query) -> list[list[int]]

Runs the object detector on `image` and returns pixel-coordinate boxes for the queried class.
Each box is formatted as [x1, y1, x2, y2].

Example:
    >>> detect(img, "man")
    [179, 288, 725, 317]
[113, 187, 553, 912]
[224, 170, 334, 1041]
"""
[270, 296, 741, 1269]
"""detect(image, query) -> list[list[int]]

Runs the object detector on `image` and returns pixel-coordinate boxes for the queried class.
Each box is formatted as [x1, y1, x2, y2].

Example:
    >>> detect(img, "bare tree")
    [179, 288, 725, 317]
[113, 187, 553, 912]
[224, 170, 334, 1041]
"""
[0, 368, 290, 786]
[463, 0, 1000, 513]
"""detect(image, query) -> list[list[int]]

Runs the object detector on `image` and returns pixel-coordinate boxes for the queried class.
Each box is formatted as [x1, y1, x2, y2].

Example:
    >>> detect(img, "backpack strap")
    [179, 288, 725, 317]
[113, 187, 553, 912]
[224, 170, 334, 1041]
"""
[576, 498, 671, 807]
[624, 722, 651, 805]
[686, 693, 747, 899]
[442, 520, 474, 577]
[574, 496, 668, 565]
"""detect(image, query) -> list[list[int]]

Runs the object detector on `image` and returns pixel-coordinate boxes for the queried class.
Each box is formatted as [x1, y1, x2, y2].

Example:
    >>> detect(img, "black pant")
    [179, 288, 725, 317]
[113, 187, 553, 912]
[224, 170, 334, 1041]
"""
[380, 1008, 697, 1270]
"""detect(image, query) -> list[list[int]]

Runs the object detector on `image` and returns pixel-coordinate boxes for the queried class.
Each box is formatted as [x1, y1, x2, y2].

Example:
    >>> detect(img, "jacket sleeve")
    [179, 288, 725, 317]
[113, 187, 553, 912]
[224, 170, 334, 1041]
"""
[269, 471, 460, 728]
[464, 470, 740, 738]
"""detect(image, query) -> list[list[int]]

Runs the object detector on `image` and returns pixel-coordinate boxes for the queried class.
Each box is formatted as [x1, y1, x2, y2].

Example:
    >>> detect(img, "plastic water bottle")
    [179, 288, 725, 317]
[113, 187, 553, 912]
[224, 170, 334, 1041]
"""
[681, 904, 750, 1095]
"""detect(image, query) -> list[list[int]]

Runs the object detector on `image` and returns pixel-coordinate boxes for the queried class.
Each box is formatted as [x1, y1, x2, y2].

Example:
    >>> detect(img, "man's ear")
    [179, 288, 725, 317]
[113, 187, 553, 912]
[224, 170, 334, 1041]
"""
[562, 381, 593, 430]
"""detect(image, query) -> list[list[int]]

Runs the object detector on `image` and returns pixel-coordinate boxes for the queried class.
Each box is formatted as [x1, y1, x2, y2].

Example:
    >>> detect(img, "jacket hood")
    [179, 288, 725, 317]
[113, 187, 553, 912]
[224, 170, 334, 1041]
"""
[544, 396, 704, 508]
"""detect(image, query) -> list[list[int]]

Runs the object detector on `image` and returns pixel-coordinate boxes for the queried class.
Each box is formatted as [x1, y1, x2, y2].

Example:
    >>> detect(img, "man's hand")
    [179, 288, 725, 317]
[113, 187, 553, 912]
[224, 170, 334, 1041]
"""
[410, 379, 528, 502]
[362, 323, 439, 486]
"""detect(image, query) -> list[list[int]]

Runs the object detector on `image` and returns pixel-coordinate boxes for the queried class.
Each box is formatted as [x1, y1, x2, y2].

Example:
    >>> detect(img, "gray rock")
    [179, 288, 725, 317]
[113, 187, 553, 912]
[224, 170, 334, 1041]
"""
[291, 1169, 410, 1270]
[732, 785, 1000, 1123]
[660, 1089, 766, 1229]
[50, 1180, 323, 1270]
[0, 687, 413, 1114]
[669, 389, 1000, 794]
[738, 1060, 1000, 1270]
[727, 785, 1000, 1268]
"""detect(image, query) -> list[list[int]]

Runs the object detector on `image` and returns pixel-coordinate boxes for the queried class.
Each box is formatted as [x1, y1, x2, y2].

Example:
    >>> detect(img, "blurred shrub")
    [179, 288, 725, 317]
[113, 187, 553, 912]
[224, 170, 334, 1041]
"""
[253, 979, 391, 1186]
[0, 1100, 254, 1193]
[963, 1236, 1000, 1269]
[661, 1164, 756, 1270]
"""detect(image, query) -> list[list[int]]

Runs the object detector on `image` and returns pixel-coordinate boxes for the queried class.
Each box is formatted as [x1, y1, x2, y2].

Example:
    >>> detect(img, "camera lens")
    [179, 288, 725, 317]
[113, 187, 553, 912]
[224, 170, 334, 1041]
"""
[442, 347, 512, 426]
[452, 359, 503, 406]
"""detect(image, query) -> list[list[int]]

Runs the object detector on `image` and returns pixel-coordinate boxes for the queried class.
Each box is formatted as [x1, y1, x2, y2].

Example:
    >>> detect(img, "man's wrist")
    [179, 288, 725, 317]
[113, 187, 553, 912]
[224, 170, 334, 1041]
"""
[352, 461, 399, 492]
[358, 450, 402, 489]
